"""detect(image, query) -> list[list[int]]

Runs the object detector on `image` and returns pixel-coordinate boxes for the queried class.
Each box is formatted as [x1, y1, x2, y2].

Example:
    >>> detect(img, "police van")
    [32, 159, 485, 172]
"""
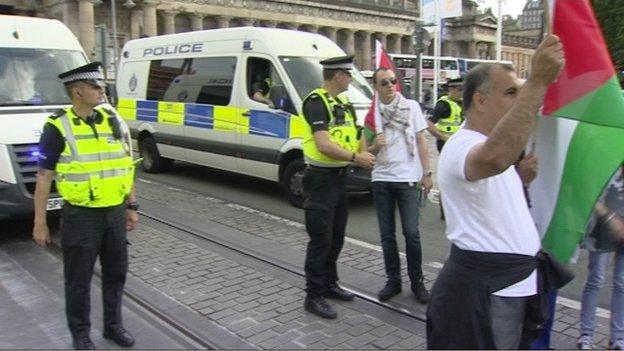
[116, 27, 374, 207]
[0, 15, 89, 220]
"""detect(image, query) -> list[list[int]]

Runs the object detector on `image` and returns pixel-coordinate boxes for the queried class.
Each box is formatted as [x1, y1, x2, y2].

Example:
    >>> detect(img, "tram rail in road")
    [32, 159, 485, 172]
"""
[138, 208, 427, 325]
[45, 238, 217, 350]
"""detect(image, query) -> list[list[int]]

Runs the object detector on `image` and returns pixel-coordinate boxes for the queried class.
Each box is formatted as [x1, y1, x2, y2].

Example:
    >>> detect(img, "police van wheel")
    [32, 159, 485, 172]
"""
[283, 159, 305, 208]
[139, 137, 171, 173]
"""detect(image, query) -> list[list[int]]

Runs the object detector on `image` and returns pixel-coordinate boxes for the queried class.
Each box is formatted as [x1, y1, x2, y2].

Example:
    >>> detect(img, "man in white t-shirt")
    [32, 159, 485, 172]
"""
[426, 35, 565, 349]
[365, 68, 433, 303]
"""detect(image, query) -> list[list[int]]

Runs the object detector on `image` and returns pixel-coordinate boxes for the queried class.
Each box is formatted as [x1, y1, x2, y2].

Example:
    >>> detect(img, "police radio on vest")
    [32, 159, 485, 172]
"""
[143, 43, 203, 57]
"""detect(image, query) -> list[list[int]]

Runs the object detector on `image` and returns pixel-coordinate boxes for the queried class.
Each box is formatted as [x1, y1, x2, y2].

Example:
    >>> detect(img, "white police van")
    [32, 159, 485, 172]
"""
[0, 15, 89, 220]
[116, 27, 374, 207]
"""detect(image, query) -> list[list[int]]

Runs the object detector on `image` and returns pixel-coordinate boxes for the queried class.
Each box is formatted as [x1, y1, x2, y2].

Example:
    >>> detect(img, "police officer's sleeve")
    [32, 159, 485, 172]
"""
[303, 96, 329, 132]
[429, 100, 451, 124]
[37, 122, 64, 170]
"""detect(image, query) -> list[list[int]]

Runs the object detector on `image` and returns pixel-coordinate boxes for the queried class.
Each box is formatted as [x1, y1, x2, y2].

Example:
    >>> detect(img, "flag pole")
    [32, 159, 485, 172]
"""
[530, 0, 552, 154]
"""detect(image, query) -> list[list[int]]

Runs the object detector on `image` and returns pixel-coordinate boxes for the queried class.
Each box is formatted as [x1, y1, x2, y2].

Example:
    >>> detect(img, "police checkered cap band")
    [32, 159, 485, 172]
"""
[322, 62, 354, 70]
[60, 71, 104, 84]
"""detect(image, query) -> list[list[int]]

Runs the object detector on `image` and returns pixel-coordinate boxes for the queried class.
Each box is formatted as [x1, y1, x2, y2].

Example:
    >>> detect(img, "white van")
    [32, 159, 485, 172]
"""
[116, 27, 374, 207]
[0, 15, 89, 220]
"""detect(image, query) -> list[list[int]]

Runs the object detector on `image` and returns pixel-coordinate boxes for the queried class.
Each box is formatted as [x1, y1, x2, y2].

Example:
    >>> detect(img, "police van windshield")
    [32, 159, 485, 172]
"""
[0, 48, 87, 106]
[279, 56, 373, 105]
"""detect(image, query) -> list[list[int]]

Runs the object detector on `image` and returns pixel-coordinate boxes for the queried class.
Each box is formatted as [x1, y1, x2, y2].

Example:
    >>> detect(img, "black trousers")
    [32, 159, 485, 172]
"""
[303, 167, 348, 297]
[60, 203, 128, 337]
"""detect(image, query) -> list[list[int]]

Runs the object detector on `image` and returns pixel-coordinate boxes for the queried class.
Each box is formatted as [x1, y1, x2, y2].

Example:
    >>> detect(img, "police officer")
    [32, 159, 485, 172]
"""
[32, 62, 138, 350]
[301, 55, 375, 319]
[426, 77, 463, 220]
[426, 77, 464, 152]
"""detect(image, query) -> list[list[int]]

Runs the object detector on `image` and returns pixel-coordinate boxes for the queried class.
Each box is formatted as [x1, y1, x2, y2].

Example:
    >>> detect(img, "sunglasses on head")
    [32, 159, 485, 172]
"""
[380, 77, 398, 86]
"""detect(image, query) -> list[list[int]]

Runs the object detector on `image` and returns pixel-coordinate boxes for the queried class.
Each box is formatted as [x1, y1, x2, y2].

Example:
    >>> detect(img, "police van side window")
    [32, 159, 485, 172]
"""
[146, 57, 236, 106]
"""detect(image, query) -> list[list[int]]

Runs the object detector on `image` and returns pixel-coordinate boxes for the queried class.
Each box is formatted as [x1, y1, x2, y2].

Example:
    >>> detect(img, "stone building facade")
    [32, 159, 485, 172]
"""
[3, 0, 537, 78]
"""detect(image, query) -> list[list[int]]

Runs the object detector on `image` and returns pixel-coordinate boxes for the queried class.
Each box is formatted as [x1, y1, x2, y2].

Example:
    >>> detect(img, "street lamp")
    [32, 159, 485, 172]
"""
[110, 0, 136, 80]
[412, 20, 433, 103]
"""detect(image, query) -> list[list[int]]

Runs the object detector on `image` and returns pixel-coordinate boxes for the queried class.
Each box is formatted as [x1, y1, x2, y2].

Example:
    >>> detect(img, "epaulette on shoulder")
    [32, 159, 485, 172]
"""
[50, 108, 67, 119]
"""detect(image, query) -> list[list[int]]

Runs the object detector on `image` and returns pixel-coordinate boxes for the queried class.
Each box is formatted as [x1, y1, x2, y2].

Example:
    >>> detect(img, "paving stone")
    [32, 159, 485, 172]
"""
[210, 308, 237, 320]
[321, 333, 352, 348]
[294, 331, 329, 346]
[345, 323, 374, 336]
[372, 334, 402, 349]
[247, 329, 280, 345]
[370, 324, 398, 338]
[346, 333, 378, 348]
[396, 335, 427, 349]
[250, 320, 280, 333]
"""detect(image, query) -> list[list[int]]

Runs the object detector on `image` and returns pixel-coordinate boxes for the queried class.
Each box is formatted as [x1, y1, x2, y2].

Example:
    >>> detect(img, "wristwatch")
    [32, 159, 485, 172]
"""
[126, 202, 140, 211]
[423, 170, 433, 177]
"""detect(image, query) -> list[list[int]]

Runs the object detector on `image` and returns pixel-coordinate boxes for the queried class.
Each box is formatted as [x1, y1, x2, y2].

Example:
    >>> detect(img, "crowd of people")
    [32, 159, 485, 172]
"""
[30, 33, 623, 350]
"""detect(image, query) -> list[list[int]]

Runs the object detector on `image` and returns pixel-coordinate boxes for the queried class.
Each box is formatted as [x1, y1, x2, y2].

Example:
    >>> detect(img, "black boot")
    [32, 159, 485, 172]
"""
[324, 284, 355, 301]
[412, 278, 429, 304]
[103, 327, 135, 347]
[304, 296, 337, 319]
[378, 281, 402, 301]
[72, 335, 96, 350]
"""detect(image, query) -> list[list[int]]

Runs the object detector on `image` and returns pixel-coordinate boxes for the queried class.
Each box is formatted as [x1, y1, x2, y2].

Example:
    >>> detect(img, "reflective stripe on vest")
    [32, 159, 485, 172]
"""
[302, 88, 359, 167]
[434, 95, 463, 134]
[49, 107, 135, 207]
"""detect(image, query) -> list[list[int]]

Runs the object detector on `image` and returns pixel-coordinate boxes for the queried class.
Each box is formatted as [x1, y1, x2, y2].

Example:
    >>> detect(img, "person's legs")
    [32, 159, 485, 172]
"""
[100, 205, 128, 331]
[396, 183, 423, 285]
[490, 295, 530, 349]
[580, 250, 610, 339]
[326, 175, 348, 286]
[610, 249, 624, 342]
[60, 206, 104, 339]
[530, 290, 558, 349]
[372, 182, 400, 284]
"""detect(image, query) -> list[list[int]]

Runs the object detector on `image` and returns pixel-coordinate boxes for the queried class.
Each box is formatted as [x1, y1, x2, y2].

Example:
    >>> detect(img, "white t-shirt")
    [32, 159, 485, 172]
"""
[372, 99, 428, 182]
[437, 129, 540, 297]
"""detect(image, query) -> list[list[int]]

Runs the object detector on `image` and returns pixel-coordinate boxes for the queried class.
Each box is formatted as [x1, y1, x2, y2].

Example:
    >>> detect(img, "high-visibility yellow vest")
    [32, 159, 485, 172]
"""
[434, 95, 463, 134]
[47, 107, 135, 207]
[302, 88, 359, 167]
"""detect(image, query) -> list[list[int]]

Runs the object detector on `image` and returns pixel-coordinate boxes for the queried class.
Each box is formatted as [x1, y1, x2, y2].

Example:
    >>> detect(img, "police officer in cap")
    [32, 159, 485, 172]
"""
[301, 55, 375, 319]
[426, 77, 464, 152]
[32, 62, 138, 349]
[426, 77, 463, 220]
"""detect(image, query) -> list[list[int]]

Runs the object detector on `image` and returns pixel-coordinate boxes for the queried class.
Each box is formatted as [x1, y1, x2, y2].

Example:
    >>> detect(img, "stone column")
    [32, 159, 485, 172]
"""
[374, 32, 387, 49]
[357, 31, 372, 70]
[130, 9, 142, 39]
[142, 0, 158, 37]
[161, 10, 177, 35]
[77, 0, 95, 58]
[240, 18, 255, 27]
[467, 41, 477, 58]
[216, 16, 231, 28]
[401, 35, 413, 55]
[261, 20, 277, 28]
[190, 13, 204, 31]
[301, 25, 318, 33]
[282, 23, 299, 30]
[387, 34, 401, 54]
[488, 43, 496, 60]
[321, 27, 337, 43]
[341, 29, 355, 55]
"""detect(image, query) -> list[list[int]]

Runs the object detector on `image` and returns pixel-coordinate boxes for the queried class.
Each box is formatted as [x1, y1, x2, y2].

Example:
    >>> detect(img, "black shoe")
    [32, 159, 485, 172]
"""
[412, 279, 430, 304]
[103, 327, 135, 347]
[304, 296, 337, 319]
[73, 335, 96, 350]
[378, 281, 402, 301]
[324, 284, 355, 301]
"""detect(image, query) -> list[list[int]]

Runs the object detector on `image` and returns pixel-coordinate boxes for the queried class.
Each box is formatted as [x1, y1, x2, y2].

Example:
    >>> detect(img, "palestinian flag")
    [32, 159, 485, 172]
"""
[363, 40, 400, 138]
[529, 0, 624, 263]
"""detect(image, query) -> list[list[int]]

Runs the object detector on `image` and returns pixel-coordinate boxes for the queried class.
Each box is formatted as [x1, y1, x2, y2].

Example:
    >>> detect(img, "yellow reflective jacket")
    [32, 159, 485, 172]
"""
[302, 88, 359, 167]
[47, 107, 135, 207]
